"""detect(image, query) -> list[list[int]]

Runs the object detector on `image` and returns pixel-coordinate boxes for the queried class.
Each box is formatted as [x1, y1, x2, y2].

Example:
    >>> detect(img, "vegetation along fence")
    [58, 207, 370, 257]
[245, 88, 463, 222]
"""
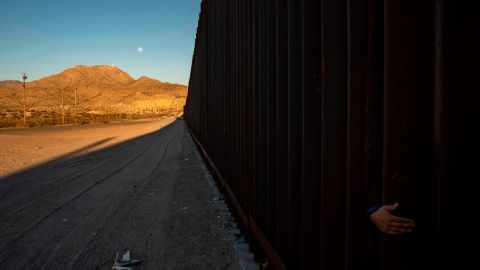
[184, 0, 479, 269]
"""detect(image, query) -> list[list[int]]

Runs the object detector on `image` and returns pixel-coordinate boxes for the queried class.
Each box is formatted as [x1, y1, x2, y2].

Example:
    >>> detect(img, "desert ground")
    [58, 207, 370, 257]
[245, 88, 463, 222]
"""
[0, 118, 240, 269]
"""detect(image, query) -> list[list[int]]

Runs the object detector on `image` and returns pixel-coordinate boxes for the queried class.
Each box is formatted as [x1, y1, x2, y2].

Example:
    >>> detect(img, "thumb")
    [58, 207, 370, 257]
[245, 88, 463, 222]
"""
[383, 202, 399, 211]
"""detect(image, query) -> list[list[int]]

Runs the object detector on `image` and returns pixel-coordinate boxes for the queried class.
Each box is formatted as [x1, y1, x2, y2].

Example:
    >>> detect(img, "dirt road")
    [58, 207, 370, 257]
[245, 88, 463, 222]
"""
[0, 118, 239, 269]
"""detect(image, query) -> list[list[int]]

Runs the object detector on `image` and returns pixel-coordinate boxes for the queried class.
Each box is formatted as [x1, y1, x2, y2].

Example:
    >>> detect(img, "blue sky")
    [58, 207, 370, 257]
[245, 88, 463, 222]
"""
[0, 0, 201, 85]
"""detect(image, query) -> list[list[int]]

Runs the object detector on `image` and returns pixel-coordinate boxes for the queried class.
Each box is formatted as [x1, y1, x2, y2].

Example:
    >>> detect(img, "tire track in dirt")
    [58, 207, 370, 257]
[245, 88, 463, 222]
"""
[0, 133, 156, 220]
[65, 124, 179, 269]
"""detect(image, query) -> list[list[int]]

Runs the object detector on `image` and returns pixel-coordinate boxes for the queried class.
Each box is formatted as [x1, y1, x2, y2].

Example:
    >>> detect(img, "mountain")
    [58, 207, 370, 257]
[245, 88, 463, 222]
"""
[0, 65, 187, 124]
[39, 65, 135, 86]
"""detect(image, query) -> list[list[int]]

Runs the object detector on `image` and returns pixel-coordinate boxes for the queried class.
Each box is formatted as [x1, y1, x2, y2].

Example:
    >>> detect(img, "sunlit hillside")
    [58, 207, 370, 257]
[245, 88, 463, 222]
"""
[0, 65, 187, 127]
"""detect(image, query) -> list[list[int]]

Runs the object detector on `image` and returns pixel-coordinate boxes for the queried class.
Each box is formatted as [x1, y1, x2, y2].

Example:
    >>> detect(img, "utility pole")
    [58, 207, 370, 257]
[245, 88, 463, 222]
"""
[74, 87, 77, 124]
[22, 73, 27, 127]
[61, 82, 65, 125]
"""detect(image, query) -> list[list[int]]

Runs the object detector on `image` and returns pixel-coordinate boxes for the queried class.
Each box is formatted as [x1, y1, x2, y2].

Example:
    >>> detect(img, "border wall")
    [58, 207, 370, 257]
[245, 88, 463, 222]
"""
[184, 1, 479, 269]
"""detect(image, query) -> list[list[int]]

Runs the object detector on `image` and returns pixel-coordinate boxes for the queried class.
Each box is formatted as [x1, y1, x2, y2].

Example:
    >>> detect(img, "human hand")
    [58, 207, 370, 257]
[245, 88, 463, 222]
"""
[370, 203, 415, 234]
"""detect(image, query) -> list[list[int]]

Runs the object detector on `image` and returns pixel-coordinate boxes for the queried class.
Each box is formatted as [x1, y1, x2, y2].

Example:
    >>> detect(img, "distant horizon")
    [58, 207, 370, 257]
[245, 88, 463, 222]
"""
[0, 0, 201, 85]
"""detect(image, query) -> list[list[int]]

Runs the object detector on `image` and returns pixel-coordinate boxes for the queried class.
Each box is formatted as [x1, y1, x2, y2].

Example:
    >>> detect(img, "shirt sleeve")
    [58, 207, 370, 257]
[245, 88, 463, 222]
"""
[366, 203, 382, 216]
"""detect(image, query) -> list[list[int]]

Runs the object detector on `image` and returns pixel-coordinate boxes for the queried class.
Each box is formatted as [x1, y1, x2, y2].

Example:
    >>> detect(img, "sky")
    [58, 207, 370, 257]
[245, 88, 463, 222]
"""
[0, 0, 201, 85]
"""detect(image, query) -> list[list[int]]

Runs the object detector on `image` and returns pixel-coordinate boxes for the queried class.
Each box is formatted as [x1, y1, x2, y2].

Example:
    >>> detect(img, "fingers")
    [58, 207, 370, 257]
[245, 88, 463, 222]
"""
[390, 215, 415, 224]
[372, 203, 417, 235]
[386, 226, 413, 234]
[385, 219, 415, 234]
[389, 214, 415, 233]
[390, 221, 415, 228]
[386, 229, 409, 234]
[382, 202, 399, 211]
[391, 223, 414, 231]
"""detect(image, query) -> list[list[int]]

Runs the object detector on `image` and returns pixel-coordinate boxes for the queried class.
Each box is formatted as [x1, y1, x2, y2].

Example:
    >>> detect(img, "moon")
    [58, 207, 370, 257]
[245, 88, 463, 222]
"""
[138, 47, 143, 52]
